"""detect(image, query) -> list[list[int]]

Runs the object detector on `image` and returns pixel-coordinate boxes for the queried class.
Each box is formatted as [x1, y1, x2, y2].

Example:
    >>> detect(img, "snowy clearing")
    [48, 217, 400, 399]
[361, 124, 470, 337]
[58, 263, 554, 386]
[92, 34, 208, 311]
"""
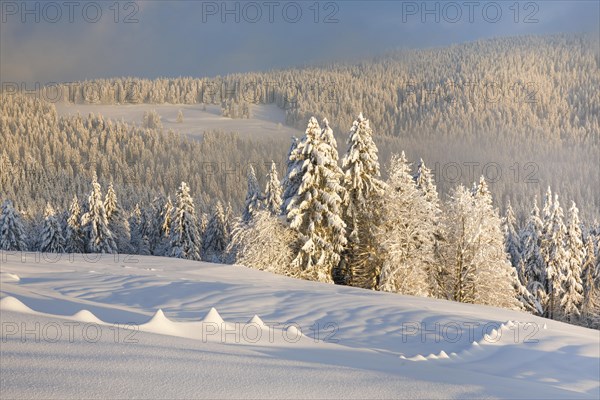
[1, 252, 598, 399]
[54, 103, 301, 140]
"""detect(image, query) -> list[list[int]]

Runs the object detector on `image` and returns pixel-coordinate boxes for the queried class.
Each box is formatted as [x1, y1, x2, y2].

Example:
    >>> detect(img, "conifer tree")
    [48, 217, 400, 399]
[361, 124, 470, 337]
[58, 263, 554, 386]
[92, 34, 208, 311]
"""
[129, 204, 150, 255]
[340, 114, 387, 288]
[414, 158, 444, 297]
[104, 183, 131, 253]
[561, 202, 585, 322]
[581, 236, 599, 328]
[65, 196, 85, 253]
[82, 176, 117, 254]
[281, 136, 300, 215]
[203, 201, 228, 262]
[168, 182, 201, 260]
[242, 165, 262, 222]
[39, 203, 65, 253]
[544, 195, 568, 319]
[504, 201, 521, 270]
[0, 200, 28, 251]
[264, 161, 283, 216]
[286, 117, 347, 283]
[520, 198, 546, 314]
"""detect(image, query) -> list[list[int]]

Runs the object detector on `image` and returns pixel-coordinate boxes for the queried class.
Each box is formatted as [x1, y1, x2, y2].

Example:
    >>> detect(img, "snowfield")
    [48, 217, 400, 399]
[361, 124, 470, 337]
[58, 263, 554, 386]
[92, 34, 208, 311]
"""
[54, 103, 301, 140]
[1, 252, 598, 399]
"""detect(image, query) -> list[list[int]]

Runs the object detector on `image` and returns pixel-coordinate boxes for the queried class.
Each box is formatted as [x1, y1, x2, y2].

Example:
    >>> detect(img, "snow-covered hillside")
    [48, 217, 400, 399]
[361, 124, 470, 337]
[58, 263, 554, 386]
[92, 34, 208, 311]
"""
[55, 103, 301, 140]
[1, 251, 598, 399]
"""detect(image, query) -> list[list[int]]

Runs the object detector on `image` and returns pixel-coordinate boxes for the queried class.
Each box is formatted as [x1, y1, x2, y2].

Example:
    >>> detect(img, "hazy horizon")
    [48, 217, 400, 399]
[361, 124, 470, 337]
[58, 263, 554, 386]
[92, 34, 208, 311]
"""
[2, 1, 599, 85]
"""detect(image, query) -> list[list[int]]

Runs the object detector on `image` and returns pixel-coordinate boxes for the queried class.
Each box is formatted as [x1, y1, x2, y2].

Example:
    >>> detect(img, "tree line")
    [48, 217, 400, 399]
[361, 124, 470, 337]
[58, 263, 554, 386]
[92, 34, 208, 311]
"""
[2, 114, 599, 329]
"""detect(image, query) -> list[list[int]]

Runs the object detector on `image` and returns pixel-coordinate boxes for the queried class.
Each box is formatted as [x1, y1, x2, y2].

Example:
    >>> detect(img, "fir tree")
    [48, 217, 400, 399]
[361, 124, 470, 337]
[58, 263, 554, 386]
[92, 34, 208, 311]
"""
[281, 136, 300, 215]
[82, 176, 117, 254]
[39, 203, 65, 253]
[504, 201, 521, 270]
[242, 165, 262, 222]
[0, 200, 28, 251]
[544, 195, 568, 320]
[168, 182, 201, 260]
[340, 114, 387, 288]
[264, 161, 283, 216]
[561, 202, 585, 322]
[65, 196, 85, 253]
[203, 201, 228, 262]
[414, 158, 444, 297]
[104, 183, 131, 253]
[581, 236, 599, 328]
[286, 117, 347, 283]
[129, 204, 150, 255]
[520, 198, 546, 314]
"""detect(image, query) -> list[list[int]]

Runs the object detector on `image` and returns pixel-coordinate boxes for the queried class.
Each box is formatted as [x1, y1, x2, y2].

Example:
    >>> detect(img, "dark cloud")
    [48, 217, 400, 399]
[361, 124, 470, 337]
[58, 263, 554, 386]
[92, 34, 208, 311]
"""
[1, 0, 598, 84]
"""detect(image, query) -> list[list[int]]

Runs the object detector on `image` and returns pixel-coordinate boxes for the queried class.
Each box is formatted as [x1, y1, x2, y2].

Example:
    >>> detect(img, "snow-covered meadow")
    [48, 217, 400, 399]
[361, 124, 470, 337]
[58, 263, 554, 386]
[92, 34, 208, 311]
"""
[1, 251, 598, 399]
[54, 103, 301, 140]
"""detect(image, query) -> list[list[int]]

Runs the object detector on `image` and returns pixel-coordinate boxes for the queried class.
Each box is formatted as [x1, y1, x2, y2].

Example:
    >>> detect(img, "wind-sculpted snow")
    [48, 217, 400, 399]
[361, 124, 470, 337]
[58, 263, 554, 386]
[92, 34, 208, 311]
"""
[1, 252, 598, 399]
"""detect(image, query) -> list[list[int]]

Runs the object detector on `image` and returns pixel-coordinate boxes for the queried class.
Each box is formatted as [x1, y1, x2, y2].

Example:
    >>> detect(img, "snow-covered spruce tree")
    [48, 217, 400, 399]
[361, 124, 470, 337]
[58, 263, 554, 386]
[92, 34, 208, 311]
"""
[561, 202, 585, 323]
[151, 196, 174, 256]
[375, 152, 432, 296]
[414, 157, 444, 297]
[65, 196, 85, 253]
[176, 109, 184, 123]
[227, 210, 299, 276]
[543, 195, 569, 320]
[504, 201, 521, 270]
[104, 184, 131, 253]
[339, 114, 387, 288]
[441, 178, 520, 309]
[280, 136, 300, 215]
[520, 198, 546, 314]
[224, 202, 235, 240]
[198, 212, 209, 239]
[168, 182, 201, 260]
[581, 236, 600, 328]
[242, 165, 262, 223]
[0, 200, 28, 251]
[39, 203, 65, 253]
[264, 161, 283, 216]
[129, 204, 150, 255]
[320, 118, 341, 163]
[285, 117, 347, 283]
[473, 178, 523, 309]
[202, 201, 228, 262]
[82, 176, 117, 254]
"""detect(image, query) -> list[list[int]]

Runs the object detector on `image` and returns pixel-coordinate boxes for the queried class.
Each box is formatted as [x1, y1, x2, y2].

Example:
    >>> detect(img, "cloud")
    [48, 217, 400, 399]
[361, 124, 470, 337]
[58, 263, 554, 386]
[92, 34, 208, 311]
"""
[1, 0, 598, 85]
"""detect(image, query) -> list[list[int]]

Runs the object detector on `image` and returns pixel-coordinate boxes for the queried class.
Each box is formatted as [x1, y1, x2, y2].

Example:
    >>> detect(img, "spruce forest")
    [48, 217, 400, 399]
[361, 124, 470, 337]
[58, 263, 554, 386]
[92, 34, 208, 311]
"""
[1, 34, 599, 329]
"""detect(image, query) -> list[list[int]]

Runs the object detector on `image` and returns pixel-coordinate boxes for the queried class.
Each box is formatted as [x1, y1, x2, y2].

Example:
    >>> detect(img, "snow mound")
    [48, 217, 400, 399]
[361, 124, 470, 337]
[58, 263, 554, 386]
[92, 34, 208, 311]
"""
[247, 314, 267, 328]
[148, 309, 169, 323]
[0, 296, 34, 313]
[285, 324, 302, 338]
[202, 307, 224, 324]
[139, 309, 182, 336]
[438, 350, 450, 359]
[71, 310, 104, 324]
[0, 272, 20, 282]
